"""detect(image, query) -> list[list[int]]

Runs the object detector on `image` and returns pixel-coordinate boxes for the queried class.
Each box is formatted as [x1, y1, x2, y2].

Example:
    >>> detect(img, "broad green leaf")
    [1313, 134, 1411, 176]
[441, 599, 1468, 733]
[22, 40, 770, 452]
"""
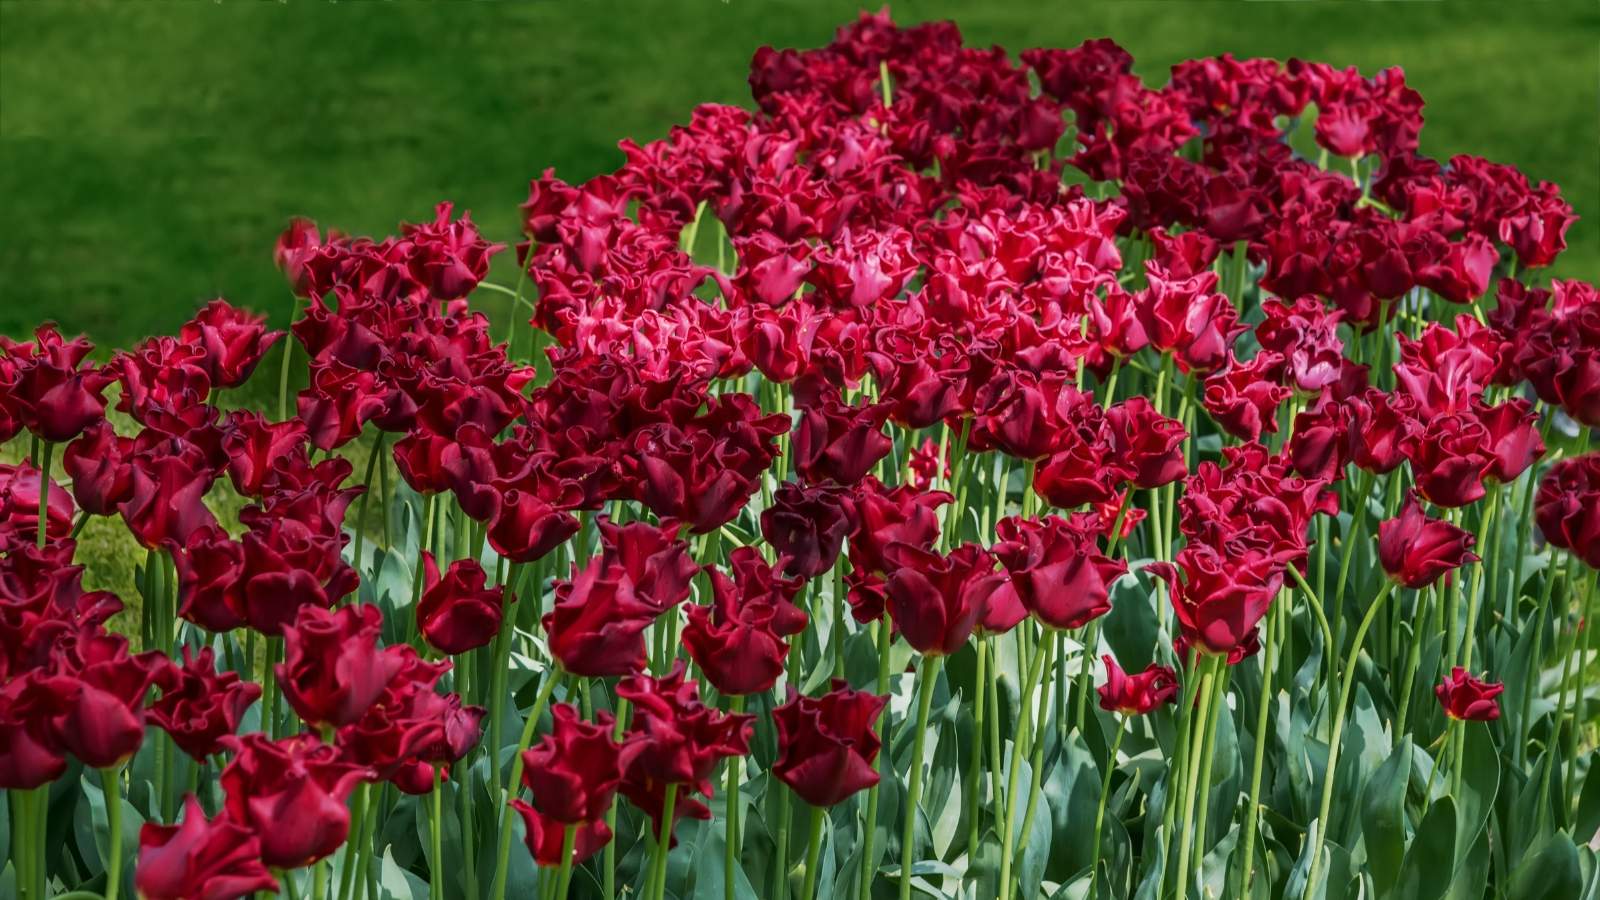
[379, 846, 429, 900]
[1200, 822, 1240, 898]
[1576, 750, 1600, 842]
[1394, 796, 1456, 900]
[1363, 736, 1412, 900]
[80, 771, 142, 891]
[1507, 831, 1583, 900]
[1444, 822, 1490, 900]
[1018, 790, 1052, 900]
[1103, 567, 1159, 672]
[1451, 721, 1499, 875]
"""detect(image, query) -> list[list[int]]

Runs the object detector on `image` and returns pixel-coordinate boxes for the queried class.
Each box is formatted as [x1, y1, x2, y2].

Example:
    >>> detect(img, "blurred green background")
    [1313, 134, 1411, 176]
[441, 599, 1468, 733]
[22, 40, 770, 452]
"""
[2, 0, 1597, 362]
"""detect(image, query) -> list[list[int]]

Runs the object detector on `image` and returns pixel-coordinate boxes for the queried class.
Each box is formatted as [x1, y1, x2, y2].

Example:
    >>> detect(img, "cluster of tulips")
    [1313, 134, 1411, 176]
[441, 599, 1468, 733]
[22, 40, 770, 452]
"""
[5, 9, 1600, 900]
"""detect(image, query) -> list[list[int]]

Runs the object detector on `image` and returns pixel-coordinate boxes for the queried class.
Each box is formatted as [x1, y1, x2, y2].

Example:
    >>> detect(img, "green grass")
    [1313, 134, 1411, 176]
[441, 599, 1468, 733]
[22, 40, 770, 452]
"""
[1, 0, 1595, 360]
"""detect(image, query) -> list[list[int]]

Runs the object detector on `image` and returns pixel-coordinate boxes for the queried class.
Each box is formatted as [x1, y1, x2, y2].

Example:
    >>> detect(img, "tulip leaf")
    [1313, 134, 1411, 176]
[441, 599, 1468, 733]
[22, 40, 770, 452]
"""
[1507, 830, 1583, 900]
[1394, 795, 1456, 900]
[378, 846, 429, 900]
[1042, 729, 1097, 882]
[1362, 736, 1412, 900]
[79, 772, 141, 891]
[1576, 751, 1600, 842]
[1017, 789, 1052, 900]
[1443, 822, 1490, 900]
[1451, 721, 1499, 872]
[1200, 821, 1240, 899]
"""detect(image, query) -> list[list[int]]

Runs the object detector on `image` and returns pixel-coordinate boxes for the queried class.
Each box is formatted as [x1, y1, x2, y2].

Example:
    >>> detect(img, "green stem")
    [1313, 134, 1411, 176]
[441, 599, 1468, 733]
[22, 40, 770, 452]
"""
[1013, 636, 1057, 864]
[491, 669, 562, 900]
[1422, 719, 1454, 813]
[899, 654, 945, 900]
[1330, 470, 1378, 663]
[102, 766, 124, 900]
[430, 766, 443, 900]
[348, 431, 386, 602]
[1304, 580, 1397, 900]
[832, 556, 846, 680]
[278, 295, 301, 422]
[603, 698, 628, 900]
[997, 633, 1050, 900]
[1088, 715, 1126, 900]
[12, 789, 33, 900]
[555, 824, 577, 900]
[336, 785, 368, 900]
[1515, 577, 1552, 771]
[725, 694, 745, 900]
[1190, 663, 1230, 885]
[1174, 656, 1220, 900]
[1568, 568, 1599, 816]
[799, 804, 825, 900]
[1460, 488, 1500, 671]
[860, 616, 893, 899]
[965, 637, 988, 860]
[35, 441, 52, 550]
[489, 560, 526, 803]
[649, 784, 679, 900]
[1155, 647, 1201, 898]
[1238, 598, 1280, 894]
[1287, 567, 1337, 708]
[1073, 621, 1097, 736]
[1395, 585, 1437, 736]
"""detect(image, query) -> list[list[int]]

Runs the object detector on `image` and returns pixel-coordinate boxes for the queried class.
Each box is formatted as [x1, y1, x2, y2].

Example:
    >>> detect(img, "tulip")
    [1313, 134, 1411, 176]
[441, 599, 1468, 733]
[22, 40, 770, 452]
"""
[1145, 546, 1282, 659]
[178, 299, 285, 390]
[1377, 491, 1480, 589]
[1534, 454, 1600, 569]
[761, 482, 857, 578]
[1347, 389, 1418, 475]
[61, 421, 134, 516]
[218, 733, 373, 869]
[594, 516, 698, 615]
[275, 604, 414, 730]
[1202, 352, 1291, 442]
[847, 481, 950, 576]
[520, 704, 631, 825]
[0, 671, 80, 790]
[615, 662, 755, 791]
[1474, 397, 1545, 485]
[416, 552, 503, 655]
[0, 325, 116, 443]
[222, 411, 309, 498]
[1403, 414, 1496, 508]
[49, 632, 172, 769]
[1104, 396, 1188, 489]
[993, 516, 1127, 631]
[149, 647, 262, 761]
[509, 801, 614, 867]
[542, 559, 659, 678]
[682, 566, 793, 697]
[793, 394, 894, 486]
[883, 542, 1007, 657]
[771, 681, 888, 808]
[1097, 656, 1179, 715]
[0, 463, 76, 545]
[117, 451, 221, 551]
[135, 796, 279, 900]
[1435, 667, 1505, 721]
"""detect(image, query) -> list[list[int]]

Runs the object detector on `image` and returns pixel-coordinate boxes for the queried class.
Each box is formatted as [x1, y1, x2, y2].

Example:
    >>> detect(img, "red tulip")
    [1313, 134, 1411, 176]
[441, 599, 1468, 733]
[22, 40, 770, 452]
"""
[149, 647, 262, 761]
[615, 662, 754, 792]
[1104, 396, 1188, 489]
[847, 480, 950, 576]
[520, 704, 631, 825]
[883, 542, 1007, 657]
[219, 733, 373, 869]
[1474, 397, 1545, 485]
[594, 515, 698, 615]
[275, 604, 414, 730]
[0, 462, 76, 545]
[61, 421, 134, 517]
[509, 801, 614, 867]
[178, 299, 285, 390]
[994, 516, 1128, 631]
[1403, 414, 1495, 508]
[1435, 667, 1504, 721]
[334, 656, 452, 786]
[1135, 263, 1244, 374]
[416, 552, 503, 655]
[229, 517, 360, 637]
[1145, 546, 1282, 660]
[400, 202, 505, 301]
[1347, 389, 1418, 475]
[486, 483, 582, 565]
[412, 695, 485, 767]
[222, 412, 309, 499]
[793, 393, 894, 486]
[761, 482, 857, 578]
[49, 631, 172, 769]
[392, 430, 459, 497]
[771, 681, 888, 808]
[0, 671, 80, 789]
[0, 325, 115, 443]
[136, 796, 279, 900]
[117, 450, 220, 551]
[1097, 656, 1179, 715]
[682, 564, 793, 697]
[171, 525, 250, 634]
[1254, 297, 1347, 396]
[542, 559, 659, 678]
[1534, 454, 1600, 570]
[1203, 352, 1291, 442]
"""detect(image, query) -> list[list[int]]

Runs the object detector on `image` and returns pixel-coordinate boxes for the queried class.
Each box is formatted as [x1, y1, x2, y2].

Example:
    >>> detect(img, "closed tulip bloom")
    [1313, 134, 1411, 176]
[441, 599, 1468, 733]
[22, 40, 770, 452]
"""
[117, 451, 221, 551]
[61, 421, 134, 517]
[222, 412, 309, 499]
[391, 430, 458, 497]
[0, 325, 116, 443]
[761, 482, 857, 578]
[1097, 655, 1179, 715]
[615, 662, 754, 792]
[149, 647, 261, 761]
[1533, 455, 1600, 569]
[1378, 491, 1480, 589]
[178, 299, 285, 391]
[793, 394, 895, 486]
[416, 552, 502, 655]
[1436, 667, 1504, 721]
[1403, 414, 1495, 508]
[682, 566, 792, 697]
[1104, 396, 1188, 489]
[413, 695, 486, 769]
[275, 604, 413, 730]
[219, 733, 373, 870]
[0, 463, 76, 545]
[847, 481, 950, 576]
[883, 542, 1007, 657]
[1347, 389, 1418, 475]
[50, 632, 172, 769]
[135, 796, 278, 900]
[542, 560, 659, 678]
[1474, 397, 1545, 485]
[0, 671, 80, 790]
[520, 704, 631, 825]
[594, 515, 699, 615]
[486, 485, 581, 565]
[771, 681, 888, 808]
[1145, 546, 1282, 660]
[993, 516, 1128, 631]
[720, 547, 808, 636]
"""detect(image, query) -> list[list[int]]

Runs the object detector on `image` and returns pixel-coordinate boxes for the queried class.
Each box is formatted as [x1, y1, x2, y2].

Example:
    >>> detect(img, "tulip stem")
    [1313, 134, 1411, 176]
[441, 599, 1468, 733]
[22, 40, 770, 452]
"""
[1173, 655, 1219, 900]
[348, 430, 386, 602]
[899, 654, 944, 900]
[1286, 567, 1336, 708]
[1422, 718, 1454, 814]
[1013, 635, 1057, 862]
[1330, 469, 1377, 666]
[1569, 568, 1600, 816]
[1088, 713, 1126, 900]
[1073, 621, 1097, 736]
[603, 696, 627, 900]
[800, 804, 825, 900]
[492, 667, 562, 900]
[725, 694, 745, 900]
[336, 785, 367, 900]
[997, 631, 1050, 900]
[278, 295, 300, 423]
[1238, 596, 1280, 894]
[12, 790, 32, 900]
[555, 824, 576, 900]
[859, 615, 893, 899]
[101, 767, 123, 900]
[430, 765, 444, 900]
[1459, 488, 1499, 672]
[1304, 579, 1396, 900]
[965, 637, 988, 860]
[1154, 645, 1200, 899]
[649, 783, 678, 900]
[489, 560, 525, 800]
[35, 441, 52, 549]
[1189, 662, 1230, 889]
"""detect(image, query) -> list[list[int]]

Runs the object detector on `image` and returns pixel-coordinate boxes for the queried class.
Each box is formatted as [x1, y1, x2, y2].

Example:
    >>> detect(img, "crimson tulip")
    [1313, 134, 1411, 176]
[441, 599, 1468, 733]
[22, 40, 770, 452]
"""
[1097, 656, 1179, 715]
[136, 796, 279, 900]
[1377, 492, 1479, 589]
[1145, 546, 1282, 660]
[275, 604, 414, 730]
[994, 516, 1127, 631]
[520, 704, 631, 825]
[416, 552, 502, 655]
[542, 559, 659, 678]
[179, 299, 285, 390]
[883, 542, 1007, 656]
[219, 732, 373, 869]
[771, 681, 888, 807]
[149, 647, 261, 761]
[1436, 667, 1504, 721]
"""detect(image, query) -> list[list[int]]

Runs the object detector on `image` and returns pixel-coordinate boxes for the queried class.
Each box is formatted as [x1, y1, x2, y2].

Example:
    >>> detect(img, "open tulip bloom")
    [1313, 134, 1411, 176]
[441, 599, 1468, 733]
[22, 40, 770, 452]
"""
[6, 12, 1600, 900]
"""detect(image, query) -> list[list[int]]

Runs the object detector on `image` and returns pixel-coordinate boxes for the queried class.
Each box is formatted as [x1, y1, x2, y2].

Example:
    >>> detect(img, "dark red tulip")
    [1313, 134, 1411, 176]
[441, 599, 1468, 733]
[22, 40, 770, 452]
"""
[1403, 414, 1495, 508]
[1145, 546, 1282, 660]
[1097, 656, 1179, 716]
[616, 662, 754, 792]
[149, 647, 262, 761]
[1033, 433, 1128, 511]
[222, 412, 309, 499]
[1534, 454, 1600, 569]
[61, 421, 134, 517]
[718, 546, 808, 636]
[975, 580, 1029, 637]
[118, 451, 220, 551]
[1135, 264, 1244, 374]
[274, 218, 327, 298]
[297, 362, 387, 452]
[1203, 352, 1291, 442]
[136, 796, 279, 900]
[1377, 491, 1479, 590]
[847, 481, 950, 576]
[1474, 397, 1545, 485]
[0, 463, 76, 545]
[219, 732, 373, 869]
[416, 552, 502, 655]
[391, 430, 457, 497]
[1254, 297, 1347, 396]
[486, 485, 581, 565]
[1500, 198, 1576, 269]
[230, 518, 360, 638]
[334, 656, 451, 786]
[1435, 667, 1504, 722]
[993, 516, 1128, 631]
[1287, 401, 1352, 483]
[1415, 233, 1498, 304]
[1347, 389, 1418, 475]
[49, 631, 172, 769]
[0, 325, 115, 443]
[400, 202, 505, 302]
[977, 371, 1077, 461]
[509, 801, 613, 867]
[0, 671, 80, 789]
[1104, 396, 1188, 489]
[761, 482, 857, 578]
[594, 516, 698, 615]
[520, 704, 631, 825]
[682, 563, 794, 697]
[771, 680, 888, 808]
[883, 542, 1007, 657]
[275, 604, 414, 730]
[171, 525, 249, 634]
[542, 559, 659, 678]
[793, 393, 894, 486]
[179, 300, 285, 390]
[412, 695, 486, 767]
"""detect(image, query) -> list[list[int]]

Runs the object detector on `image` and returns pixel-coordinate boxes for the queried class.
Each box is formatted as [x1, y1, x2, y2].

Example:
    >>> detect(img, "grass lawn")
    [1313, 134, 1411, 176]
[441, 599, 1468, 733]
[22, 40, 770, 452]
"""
[1, 0, 1596, 362]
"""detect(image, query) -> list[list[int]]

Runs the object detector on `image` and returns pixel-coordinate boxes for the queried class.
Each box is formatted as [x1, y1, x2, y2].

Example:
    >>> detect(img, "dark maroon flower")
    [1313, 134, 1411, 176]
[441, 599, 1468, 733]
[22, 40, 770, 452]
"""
[616, 662, 754, 793]
[883, 542, 1007, 657]
[179, 300, 285, 390]
[520, 704, 631, 825]
[136, 796, 279, 900]
[510, 801, 614, 868]
[1499, 198, 1576, 270]
[1403, 414, 1495, 508]
[848, 480, 950, 576]
[297, 362, 387, 452]
[1254, 297, 1346, 395]
[400, 202, 506, 301]
[118, 450, 220, 551]
[149, 647, 261, 761]
[416, 552, 502, 655]
[976, 371, 1077, 461]
[793, 393, 894, 486]
[771, 681, 888, 808]
[1203, 352, 1291, 442]
[1033, 429, 1130, 511]
[49, 631, 172, 769]
[542, 559, 659, 678]
[61, 421, 134, 517]
[334, 656, 451, 787]
[392, 430, 458, 496]
[993, 516, 1128, 631]
[1414, 233, 1498, 304]
[222, 412, 309, 499]
[1135, 264, 1244, 374]
[1097, 656, 1178, 716]
[1435, 667, 1504, 722]
[0, 463, 76, 545]
[0, 671, 80, 789]
[1534, 454, 1600, 570]
[761, 482, 857, 578]
[1474, 397, 1545, 485]
[219, 732, 373, 869]
[1287, 401, 1352, 483]
[275, 604, 414, 730]
[486, 483, 581, 565]
[172, 525, 249, 633]
[594, 516, 698, 615]
[412, 695, 485, 768]
[0, 325, 116, 443]
[1378, 491, 1479, 590]
[1104, 396, 1188, 489]
[682, 562, 794, 697]
[1347, 389, 1418, 475]
[1145, 545, 1282, 660]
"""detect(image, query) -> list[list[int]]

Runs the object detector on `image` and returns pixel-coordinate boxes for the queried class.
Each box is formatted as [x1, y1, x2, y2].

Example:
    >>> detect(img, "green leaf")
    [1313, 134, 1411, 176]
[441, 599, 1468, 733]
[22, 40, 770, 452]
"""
[1451, 721, 1499, 875]
[378, 846, 429, 900]
[1443, 820, 1490, 900]
[1103, 566, 1160, 672]
[1200, 822, 1240, 899]
[1576, 751, 1600, 842]
[1017, 791, 1052, 900]
[1363, 736, 1412, 900]
[1507, 831, 1583, 900]
[80, 771, 142, 891]
[1394, 795, 1456, 900]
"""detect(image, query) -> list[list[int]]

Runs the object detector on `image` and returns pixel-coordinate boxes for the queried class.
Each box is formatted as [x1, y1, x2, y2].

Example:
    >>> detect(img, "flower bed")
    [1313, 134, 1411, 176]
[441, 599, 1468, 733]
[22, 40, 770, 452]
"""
[3, 10, 1598, 900]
